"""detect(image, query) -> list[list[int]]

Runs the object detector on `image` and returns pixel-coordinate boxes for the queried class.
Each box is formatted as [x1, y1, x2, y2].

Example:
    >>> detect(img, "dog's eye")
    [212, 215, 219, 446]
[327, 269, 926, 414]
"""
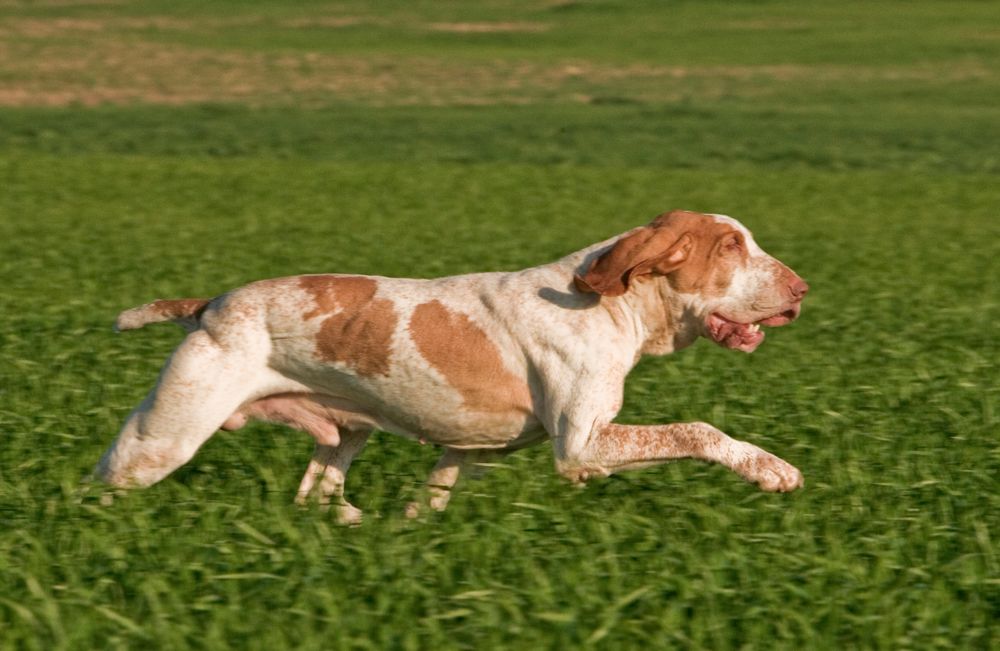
[722, 233, 743, 253]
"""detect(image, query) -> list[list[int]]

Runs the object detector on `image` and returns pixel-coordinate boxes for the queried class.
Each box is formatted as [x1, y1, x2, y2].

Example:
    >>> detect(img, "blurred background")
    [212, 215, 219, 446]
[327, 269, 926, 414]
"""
[0, 1, 997, 648]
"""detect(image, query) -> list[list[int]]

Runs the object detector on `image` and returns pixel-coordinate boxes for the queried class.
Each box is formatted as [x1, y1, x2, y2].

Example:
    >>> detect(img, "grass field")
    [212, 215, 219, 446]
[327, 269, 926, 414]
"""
[1, 1, 998, 648]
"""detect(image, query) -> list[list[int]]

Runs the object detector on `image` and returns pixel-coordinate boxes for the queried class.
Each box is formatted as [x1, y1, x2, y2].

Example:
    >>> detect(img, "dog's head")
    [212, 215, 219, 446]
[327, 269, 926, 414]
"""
[575, 210, 808, 353]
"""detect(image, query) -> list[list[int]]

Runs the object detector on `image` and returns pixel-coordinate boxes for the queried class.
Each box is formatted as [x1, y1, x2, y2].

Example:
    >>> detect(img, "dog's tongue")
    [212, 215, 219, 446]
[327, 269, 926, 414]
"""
[723, 324, 764, 353]
[708, 314, 765, 353]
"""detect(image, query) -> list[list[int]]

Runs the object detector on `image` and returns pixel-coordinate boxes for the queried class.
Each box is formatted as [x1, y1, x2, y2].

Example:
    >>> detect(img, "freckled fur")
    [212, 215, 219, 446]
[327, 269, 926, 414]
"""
[97, 210, 808, 516]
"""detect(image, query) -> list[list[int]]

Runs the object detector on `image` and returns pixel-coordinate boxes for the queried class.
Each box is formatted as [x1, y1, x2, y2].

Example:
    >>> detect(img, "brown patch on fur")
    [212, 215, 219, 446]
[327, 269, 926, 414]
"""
[298, 276, 397, 376]
[298, 274, 360, 320]
[662, 213, 746, 298]
[409, 300, 532, 414]
[151, 298, 210, 321]
[576, 210, 742, 297]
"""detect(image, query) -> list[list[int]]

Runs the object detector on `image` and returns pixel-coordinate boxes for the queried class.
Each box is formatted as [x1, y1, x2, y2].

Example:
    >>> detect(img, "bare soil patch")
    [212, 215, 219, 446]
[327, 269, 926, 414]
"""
[0, 0, 124, 6]
[281, 16, 367, 29]
[723, 18, 814, 31]
[426, 22, 548, 34]
[0, 16, 992, 107]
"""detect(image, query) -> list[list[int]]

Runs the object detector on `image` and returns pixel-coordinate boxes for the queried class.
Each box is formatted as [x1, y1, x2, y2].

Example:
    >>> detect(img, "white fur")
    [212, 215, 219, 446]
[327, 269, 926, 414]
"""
[96, 212, 806, 518]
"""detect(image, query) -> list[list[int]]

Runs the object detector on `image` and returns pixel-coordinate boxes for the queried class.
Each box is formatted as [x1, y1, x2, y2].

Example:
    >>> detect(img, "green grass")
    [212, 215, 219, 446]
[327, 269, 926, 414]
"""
[3, 102, 999, 173]
[1, 1, 999, 648]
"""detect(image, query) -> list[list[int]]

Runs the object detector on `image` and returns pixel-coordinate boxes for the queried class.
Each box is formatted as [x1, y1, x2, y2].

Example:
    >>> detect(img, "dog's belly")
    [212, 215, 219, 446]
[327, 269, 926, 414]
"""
[335, 379, 541, 449]
[392, 404, 543, 449]
[270, 340, 542, 449]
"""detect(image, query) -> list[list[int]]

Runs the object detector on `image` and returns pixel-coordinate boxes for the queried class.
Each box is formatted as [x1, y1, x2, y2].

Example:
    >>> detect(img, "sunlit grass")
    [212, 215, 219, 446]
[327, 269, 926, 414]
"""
[1, 1, 998, 648]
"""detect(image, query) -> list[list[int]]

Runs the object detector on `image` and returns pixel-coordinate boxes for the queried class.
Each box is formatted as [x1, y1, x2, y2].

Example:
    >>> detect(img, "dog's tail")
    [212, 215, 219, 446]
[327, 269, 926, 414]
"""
[115, 298, 211, 333]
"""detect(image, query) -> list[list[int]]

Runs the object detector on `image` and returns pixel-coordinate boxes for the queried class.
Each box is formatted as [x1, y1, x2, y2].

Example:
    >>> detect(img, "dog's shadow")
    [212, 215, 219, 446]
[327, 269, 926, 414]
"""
[538, 286, 599, 310]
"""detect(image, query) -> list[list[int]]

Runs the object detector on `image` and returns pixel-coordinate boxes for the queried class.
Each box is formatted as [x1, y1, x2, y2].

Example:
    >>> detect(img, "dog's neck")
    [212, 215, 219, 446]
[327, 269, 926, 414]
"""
[555, 239, 702, 360]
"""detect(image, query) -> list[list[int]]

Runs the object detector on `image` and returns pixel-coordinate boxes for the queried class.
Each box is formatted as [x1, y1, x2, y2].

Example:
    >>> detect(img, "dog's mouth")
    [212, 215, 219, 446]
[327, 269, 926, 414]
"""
[707, 304, 800, 353]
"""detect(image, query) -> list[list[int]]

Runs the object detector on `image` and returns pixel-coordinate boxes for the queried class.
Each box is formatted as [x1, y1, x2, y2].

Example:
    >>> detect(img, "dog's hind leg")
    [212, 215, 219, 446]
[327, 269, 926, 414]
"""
[404, 448, 504, 518]
[295, 430, 371, 526]
[95, 329, 271, 488]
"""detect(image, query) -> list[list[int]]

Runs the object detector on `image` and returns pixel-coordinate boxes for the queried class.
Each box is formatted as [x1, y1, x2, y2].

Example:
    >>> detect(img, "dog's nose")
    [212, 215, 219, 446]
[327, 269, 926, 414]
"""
[789, 277, 809, 301]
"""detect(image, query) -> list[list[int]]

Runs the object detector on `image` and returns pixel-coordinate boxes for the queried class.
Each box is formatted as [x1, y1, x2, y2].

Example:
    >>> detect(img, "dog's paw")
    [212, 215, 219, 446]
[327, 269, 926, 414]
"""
[739, 450, 804, 492]
[334, 503, 364, 527]
[404, 492, 450, 519]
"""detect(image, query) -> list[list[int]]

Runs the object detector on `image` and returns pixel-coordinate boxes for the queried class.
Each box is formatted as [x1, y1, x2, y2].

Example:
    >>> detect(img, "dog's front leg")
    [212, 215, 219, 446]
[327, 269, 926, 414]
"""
[555, 421, 803, 492]
[404, 448, 503, 518]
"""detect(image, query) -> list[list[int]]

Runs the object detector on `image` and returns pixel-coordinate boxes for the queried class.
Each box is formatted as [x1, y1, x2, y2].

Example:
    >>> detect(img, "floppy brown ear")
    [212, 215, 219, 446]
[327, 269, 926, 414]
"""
[574, 228, 692, 297]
